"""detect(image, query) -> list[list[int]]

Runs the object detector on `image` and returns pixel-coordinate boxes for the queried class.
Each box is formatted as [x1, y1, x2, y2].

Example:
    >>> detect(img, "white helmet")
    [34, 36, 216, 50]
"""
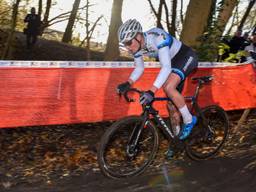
[118, 19, 142, 44]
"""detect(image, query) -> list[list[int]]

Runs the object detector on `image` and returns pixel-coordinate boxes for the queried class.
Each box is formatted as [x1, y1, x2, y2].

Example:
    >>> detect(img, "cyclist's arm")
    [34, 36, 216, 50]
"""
[152, 46, 172, 91]
[128, 54, 144, 84]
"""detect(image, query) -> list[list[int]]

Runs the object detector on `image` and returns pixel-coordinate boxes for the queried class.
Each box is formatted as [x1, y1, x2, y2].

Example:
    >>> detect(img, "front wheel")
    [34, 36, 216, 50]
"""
[185, 105, 229, 160]
[97, 115, 159, 179]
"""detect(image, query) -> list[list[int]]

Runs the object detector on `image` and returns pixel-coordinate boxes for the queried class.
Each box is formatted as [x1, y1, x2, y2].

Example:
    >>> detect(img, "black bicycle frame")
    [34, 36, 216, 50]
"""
[126, 78, 212, 150]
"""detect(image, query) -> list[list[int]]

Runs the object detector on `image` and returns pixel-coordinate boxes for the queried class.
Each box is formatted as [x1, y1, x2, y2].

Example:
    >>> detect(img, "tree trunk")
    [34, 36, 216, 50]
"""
[180, 0, 214, 48]
[42, 0, 52, 27]
[147, 0, 164, 29]
[170, 0, 177, 36]
[156, 0, 164, 28]
[180, 0, 184, 24]
[104, 0, 123, 61]
[237, 0, 256, 31]
[79, 1, 102, 60]
[80, 15, 103, 55]
[207, 0, 217, 29]
[38, 0, 42, 18]
[85, 0, 90, 60]
[215, 0, 238, 37]
[225, 4, 238, 36]
[1, 0, 20, 59]
[163, 1, 171, 33]
[62, 0, 81, 43]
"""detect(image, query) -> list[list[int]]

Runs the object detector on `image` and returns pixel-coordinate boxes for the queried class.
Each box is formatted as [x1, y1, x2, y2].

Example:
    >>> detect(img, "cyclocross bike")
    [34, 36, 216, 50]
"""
[97, 75, 229, 179]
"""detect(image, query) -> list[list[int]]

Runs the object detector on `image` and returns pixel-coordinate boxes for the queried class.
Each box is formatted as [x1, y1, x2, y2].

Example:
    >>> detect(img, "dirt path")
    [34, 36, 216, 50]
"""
[0, 110, 256, 192]
[4, 148, 256, 192]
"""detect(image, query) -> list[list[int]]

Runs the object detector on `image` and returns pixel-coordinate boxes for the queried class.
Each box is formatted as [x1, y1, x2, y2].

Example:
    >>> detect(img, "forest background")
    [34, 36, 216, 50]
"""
[0, 0, 255, 61]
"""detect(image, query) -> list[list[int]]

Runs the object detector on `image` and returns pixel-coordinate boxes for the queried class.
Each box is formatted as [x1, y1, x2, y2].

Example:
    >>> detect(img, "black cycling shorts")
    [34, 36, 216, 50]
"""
[171, 44, 198, 92]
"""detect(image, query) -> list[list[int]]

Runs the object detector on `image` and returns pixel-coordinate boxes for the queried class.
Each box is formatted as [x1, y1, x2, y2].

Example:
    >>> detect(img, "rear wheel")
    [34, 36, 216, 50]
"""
[185, 105, 229, 160]
[97, 115, 159, 179]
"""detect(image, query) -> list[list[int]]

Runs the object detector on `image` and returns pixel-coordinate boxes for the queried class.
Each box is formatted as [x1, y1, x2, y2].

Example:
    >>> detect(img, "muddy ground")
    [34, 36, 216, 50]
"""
[0, 110, 256, 192]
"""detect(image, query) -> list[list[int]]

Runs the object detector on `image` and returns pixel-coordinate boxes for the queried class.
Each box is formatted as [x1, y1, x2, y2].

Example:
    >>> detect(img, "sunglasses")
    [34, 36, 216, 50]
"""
[124, 39, 133, 46]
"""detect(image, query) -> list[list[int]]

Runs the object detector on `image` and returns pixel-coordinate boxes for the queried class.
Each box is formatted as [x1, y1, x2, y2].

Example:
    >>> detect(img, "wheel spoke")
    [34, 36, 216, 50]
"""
[186, 106, 229, 160]
[97, 116, 159, 178]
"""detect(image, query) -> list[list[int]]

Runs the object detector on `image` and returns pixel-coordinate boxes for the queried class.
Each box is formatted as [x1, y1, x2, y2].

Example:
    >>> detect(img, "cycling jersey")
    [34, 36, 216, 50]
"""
[129, 27, 198, 89]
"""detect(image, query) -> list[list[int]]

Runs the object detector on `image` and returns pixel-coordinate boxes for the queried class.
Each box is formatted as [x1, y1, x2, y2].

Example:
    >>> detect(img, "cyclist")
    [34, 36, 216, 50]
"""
[116, 19, 198, 148]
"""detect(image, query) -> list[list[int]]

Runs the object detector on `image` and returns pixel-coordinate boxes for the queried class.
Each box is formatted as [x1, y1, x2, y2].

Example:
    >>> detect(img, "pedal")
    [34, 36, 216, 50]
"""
[167, 139, 185, 159]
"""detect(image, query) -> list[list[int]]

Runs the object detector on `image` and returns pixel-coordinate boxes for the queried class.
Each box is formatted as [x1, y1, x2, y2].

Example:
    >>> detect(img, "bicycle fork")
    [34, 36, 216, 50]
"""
[126, 106, 176, 158]
[126, 113, 149, 158]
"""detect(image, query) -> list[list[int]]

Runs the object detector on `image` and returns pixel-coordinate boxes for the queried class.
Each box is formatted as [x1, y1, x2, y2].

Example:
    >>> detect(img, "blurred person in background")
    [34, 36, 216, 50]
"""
[24, 7, 41, 49]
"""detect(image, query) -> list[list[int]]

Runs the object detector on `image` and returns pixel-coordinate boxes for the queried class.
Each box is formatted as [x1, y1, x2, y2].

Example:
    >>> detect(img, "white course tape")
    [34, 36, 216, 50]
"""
[0, 60, 250, 68]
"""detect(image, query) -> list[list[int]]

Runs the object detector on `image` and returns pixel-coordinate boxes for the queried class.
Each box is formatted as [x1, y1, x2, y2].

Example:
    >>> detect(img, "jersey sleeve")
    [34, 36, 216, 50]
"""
[152, 34, 172, 89]
[129, 54, 144, 83]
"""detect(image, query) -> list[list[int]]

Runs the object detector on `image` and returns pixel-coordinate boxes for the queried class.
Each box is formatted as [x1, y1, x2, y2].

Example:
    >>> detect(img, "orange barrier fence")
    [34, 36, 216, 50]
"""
[0, 63, 255, 128]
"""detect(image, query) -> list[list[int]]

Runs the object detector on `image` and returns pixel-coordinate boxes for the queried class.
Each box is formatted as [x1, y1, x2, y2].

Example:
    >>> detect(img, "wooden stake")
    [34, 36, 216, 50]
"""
[235, 109, 251, 131]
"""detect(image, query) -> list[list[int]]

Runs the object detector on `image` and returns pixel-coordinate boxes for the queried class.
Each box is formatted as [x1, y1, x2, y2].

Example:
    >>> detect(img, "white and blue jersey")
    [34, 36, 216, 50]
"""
[129, 28, 198, 90]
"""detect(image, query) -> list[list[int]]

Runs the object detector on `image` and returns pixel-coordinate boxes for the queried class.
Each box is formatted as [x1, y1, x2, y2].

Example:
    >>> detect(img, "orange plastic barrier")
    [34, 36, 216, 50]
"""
[0, 64, 255, 128]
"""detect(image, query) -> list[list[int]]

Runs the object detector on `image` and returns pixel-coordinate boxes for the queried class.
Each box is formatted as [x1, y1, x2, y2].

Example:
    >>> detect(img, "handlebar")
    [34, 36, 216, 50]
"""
[122, 88, 171, 104]
[123, 88, 143, 103]
[121, 75, 215, 103]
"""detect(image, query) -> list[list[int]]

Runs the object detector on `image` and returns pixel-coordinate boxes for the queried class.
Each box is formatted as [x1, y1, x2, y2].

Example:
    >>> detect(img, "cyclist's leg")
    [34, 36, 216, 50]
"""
[165, 47, 198, 140]
[165, 72, 185, 134]
[163, 77, 182, 136]
[166, 100, 181, 136]
[163, 74, 192, 159]
[163, 73, 192, 124]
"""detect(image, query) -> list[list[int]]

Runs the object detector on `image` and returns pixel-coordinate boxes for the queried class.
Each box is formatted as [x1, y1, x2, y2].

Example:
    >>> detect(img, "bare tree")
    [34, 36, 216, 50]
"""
[1, 0, 21, 59]
[147, 0, 164, 29]
[40, 3, 88, 35]
[62, 0, 81, 43]
[38, 0, 43, 18]
[180, 0, 184, 24]
[225, 3, 239, 35]
[104, 0, 123, 61]
[207, 0, 217, 29]
[170, 0, 177, 36]
[42, 13, 69, 32]
[84, 0, 90, 58]
[238, 0, 256, 31]
[163, 1, 171, 33]
[215, 0, 238, 37]
[79, 0, 103, 60]
[147, 0, 177, 35]
[42, 0, 51, 26]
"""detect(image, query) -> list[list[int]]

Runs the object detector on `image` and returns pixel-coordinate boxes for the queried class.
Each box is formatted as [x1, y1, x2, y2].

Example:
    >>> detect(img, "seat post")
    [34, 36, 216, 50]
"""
[193, 80, 202, 100]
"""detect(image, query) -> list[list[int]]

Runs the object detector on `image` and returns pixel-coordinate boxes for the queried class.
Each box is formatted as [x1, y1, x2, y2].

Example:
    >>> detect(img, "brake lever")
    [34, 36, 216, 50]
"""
[117, 92, 135, 102]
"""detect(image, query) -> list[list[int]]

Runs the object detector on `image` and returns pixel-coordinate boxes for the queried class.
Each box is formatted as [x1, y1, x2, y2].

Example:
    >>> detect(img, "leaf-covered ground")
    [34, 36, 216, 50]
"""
[0, 110, 256, 191]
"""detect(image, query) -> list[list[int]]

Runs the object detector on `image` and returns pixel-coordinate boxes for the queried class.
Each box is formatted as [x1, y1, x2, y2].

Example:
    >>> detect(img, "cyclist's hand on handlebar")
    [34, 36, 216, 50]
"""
[116, 81, 131, 95]
[139, 90, 154, 105]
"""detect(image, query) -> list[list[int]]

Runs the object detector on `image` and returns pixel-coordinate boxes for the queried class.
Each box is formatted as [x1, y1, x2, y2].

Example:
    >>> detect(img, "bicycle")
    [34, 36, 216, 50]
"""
[97, 75, 229, 179]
